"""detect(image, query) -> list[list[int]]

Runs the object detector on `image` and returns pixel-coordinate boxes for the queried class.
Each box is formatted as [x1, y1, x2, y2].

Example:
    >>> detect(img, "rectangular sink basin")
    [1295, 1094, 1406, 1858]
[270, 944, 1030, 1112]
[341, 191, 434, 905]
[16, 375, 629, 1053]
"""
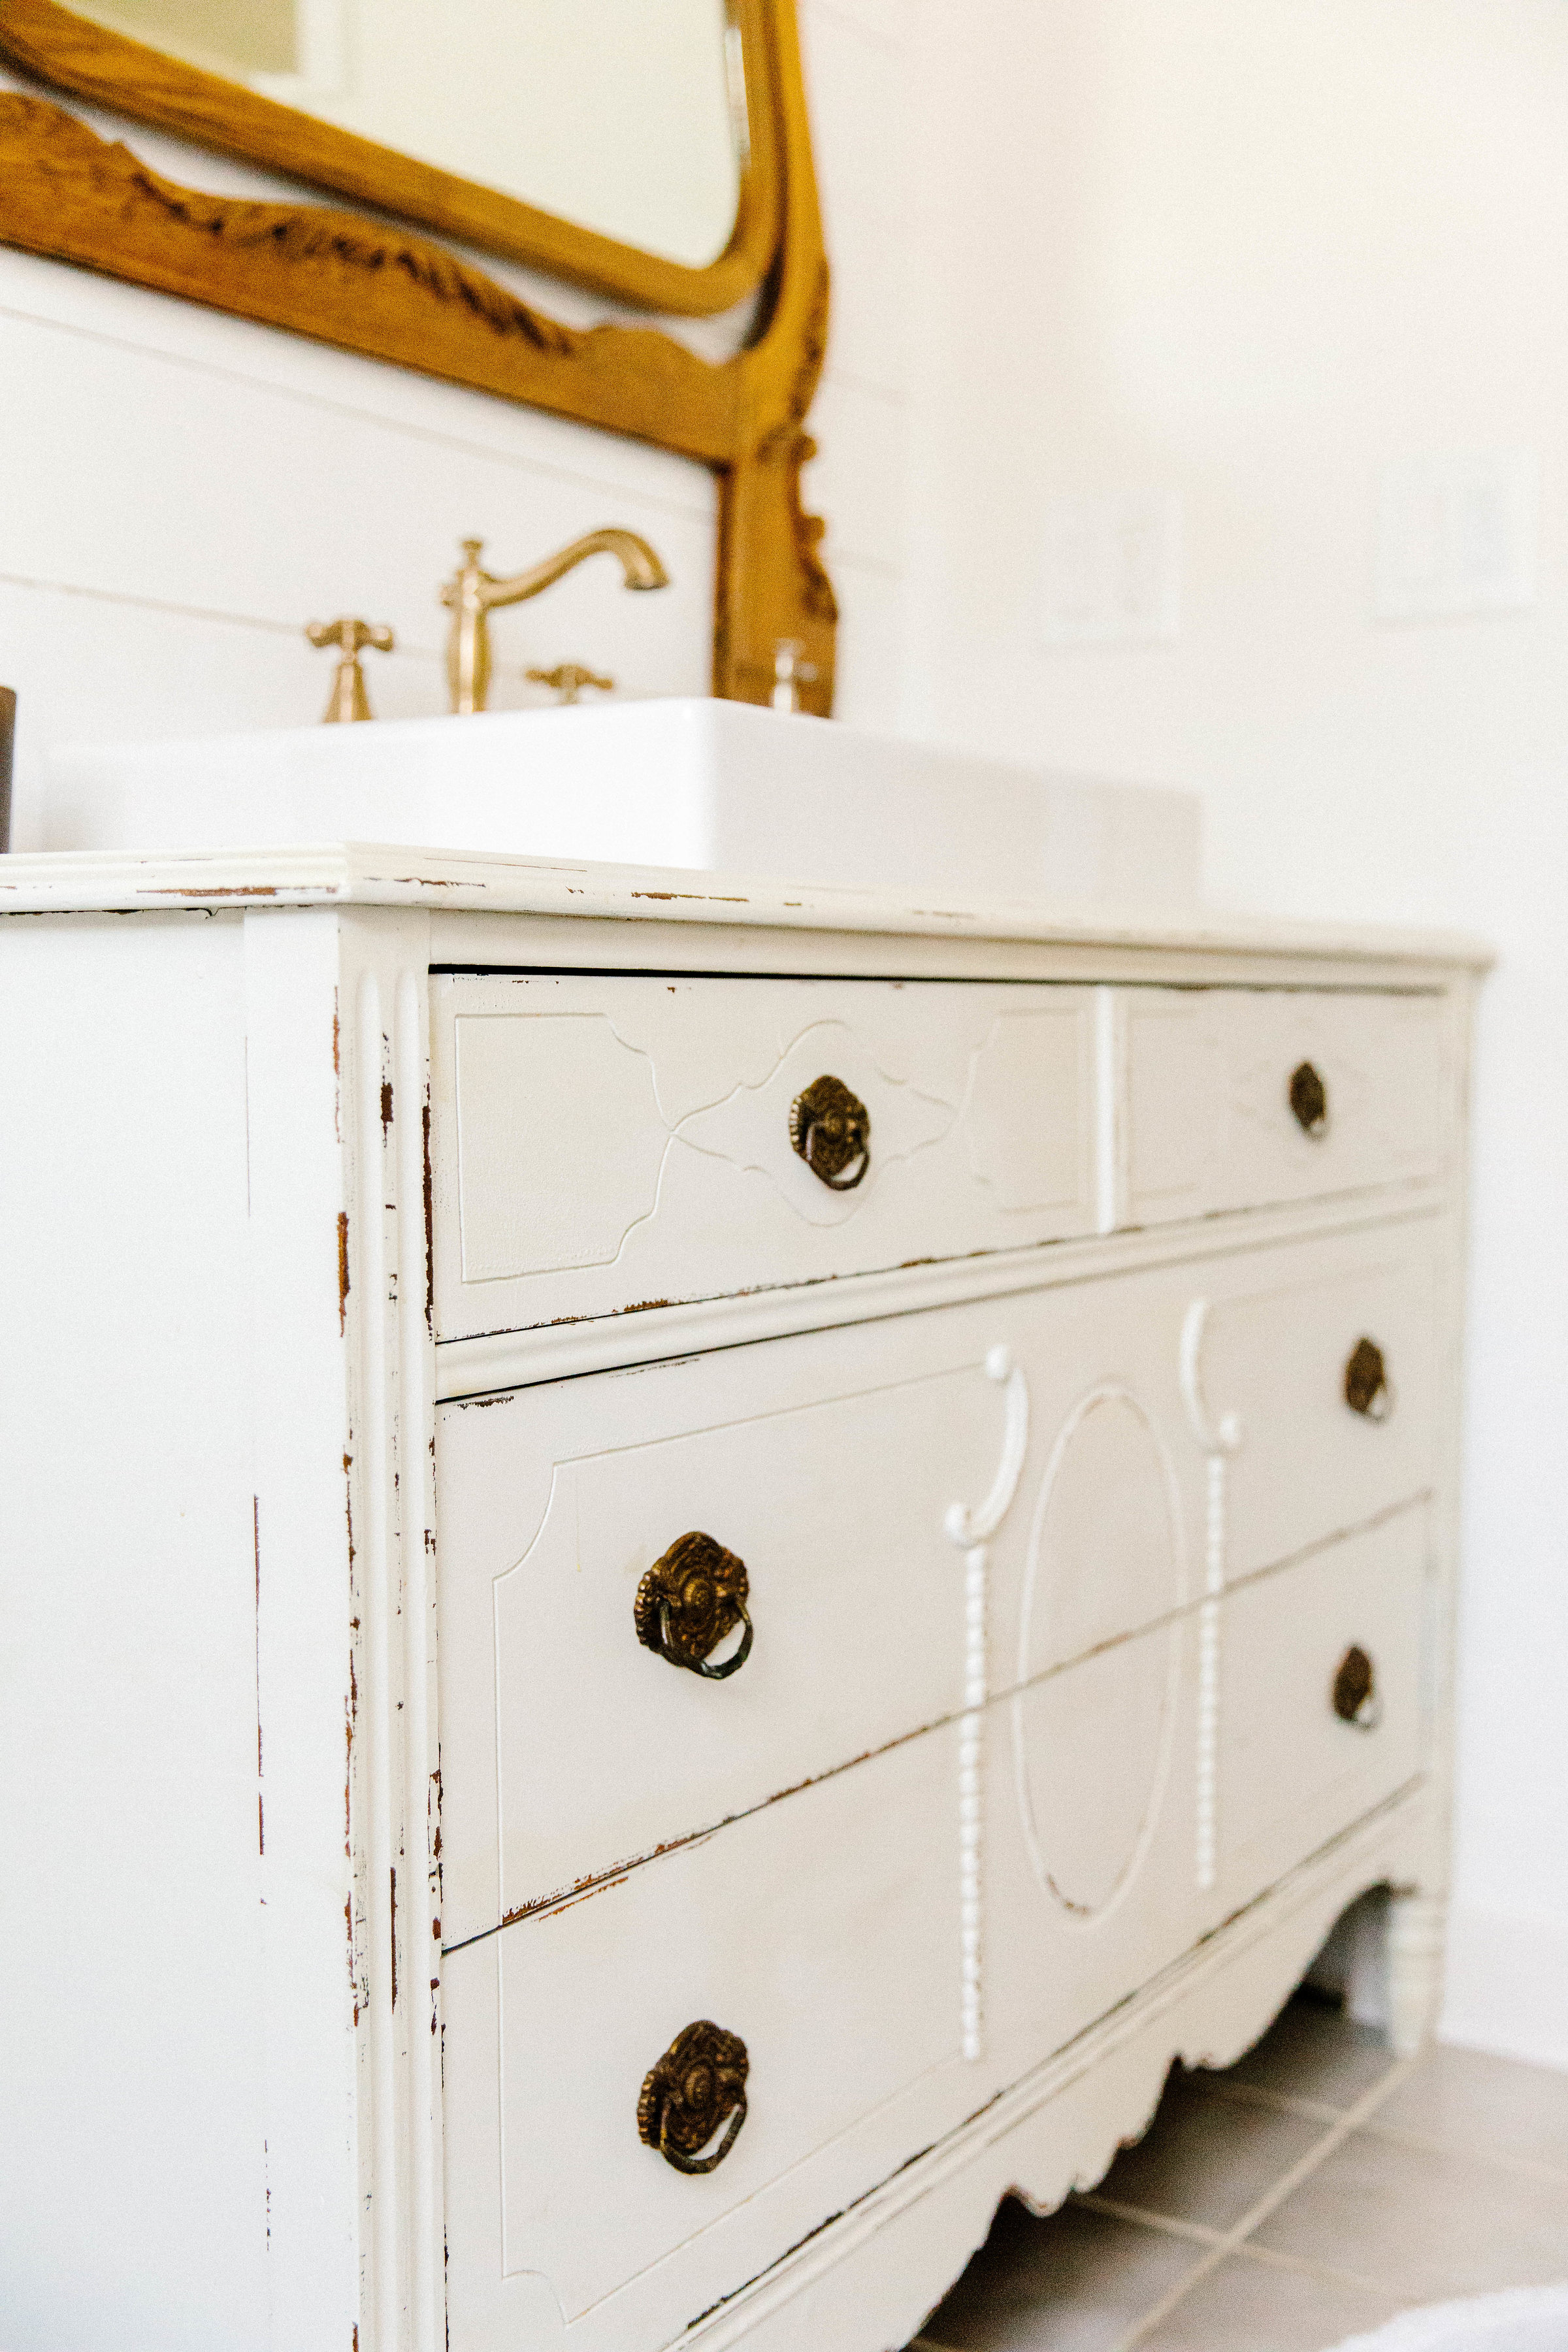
[40, 698, 1199, 905]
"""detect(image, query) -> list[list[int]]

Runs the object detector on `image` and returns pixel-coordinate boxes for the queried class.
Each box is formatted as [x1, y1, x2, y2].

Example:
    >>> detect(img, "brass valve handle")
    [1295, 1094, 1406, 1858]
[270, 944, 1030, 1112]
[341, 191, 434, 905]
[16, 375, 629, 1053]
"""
[789, 1074, 870, 1190]
[306, 616, 395, 724]
[638, 2020, 749, 2174]
[1289, 1060, 1329, 1138]
[1332, 1644, 1382, 1729]
[634, 1531, 753, 1678]
[527, 661, 614, 705]
[1344, 1337, 1393, 1421]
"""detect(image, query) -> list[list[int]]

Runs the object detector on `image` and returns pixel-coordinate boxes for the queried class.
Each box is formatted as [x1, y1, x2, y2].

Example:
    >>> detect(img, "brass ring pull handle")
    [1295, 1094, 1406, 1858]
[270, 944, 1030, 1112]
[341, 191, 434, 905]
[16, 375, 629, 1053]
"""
[789, 1074, 870, 1190]
[1332, 1644, 1382, 1731]
[634, 1531, 753, 1678]
[1344, 1337, 1394, 1422]
[1289, 1060, 1330, 1138]
[638, 2020, 749, 2174]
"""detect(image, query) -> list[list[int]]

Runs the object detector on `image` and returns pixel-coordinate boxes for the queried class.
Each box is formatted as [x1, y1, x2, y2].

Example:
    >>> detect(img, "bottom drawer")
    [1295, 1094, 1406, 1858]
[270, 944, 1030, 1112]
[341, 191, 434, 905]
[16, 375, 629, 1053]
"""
[443, 1730, 965, 2350]
[1217, 1510, 1429, 1904]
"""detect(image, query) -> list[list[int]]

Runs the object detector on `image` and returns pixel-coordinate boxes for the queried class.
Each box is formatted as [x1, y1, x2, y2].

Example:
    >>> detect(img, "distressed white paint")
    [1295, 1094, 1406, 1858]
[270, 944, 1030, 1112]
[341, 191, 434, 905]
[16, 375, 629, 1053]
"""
[0, 851, 1479, 2348]
[903, 0, 1563, 2062]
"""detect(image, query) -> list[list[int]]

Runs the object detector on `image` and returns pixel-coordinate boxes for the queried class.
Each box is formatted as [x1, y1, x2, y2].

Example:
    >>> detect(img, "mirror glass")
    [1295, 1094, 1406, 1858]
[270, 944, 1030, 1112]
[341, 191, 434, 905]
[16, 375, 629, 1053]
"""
[71, 0, 746, 268]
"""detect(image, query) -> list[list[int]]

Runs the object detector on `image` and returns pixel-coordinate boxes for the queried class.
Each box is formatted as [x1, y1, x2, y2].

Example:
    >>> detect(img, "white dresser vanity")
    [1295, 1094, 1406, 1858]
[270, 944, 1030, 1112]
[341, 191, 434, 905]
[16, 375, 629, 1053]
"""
[0, 841, 1482, 2352]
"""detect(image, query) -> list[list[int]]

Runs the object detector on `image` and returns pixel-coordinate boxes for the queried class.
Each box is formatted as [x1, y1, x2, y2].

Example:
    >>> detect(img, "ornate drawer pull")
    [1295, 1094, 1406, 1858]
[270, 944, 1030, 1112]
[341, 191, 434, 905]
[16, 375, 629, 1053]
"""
[634, 1531, 754, 1679]
[789, 1073, 870, 1190]
[1332, 1644, 1382, 1730]
[1344, 1337, 1393, 1421]
[1289, 1060, 1329, 1138]
[638, 2020, 749, 2174]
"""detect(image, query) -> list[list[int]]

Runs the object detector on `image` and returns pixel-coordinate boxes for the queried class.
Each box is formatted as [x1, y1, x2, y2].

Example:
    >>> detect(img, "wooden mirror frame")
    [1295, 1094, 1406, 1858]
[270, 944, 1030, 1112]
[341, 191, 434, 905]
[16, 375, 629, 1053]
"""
[0, 0, 836, 711]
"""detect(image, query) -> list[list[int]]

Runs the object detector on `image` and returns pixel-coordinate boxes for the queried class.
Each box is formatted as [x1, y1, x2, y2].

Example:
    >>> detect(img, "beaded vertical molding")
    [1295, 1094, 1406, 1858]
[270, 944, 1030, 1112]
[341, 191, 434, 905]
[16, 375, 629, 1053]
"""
[1179, 1299, 1242, 1895]
[945, 1345, 1031, 2062]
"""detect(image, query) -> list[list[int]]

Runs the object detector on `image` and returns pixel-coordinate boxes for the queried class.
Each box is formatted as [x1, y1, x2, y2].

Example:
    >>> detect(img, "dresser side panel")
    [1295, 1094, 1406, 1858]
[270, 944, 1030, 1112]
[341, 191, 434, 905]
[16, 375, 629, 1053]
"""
[0, 911, 267, 2350]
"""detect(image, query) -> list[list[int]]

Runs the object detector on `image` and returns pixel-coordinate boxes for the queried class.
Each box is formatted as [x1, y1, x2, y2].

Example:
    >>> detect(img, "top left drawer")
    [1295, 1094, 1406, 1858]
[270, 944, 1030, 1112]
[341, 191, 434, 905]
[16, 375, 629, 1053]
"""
[430, 972, 1099, 1343]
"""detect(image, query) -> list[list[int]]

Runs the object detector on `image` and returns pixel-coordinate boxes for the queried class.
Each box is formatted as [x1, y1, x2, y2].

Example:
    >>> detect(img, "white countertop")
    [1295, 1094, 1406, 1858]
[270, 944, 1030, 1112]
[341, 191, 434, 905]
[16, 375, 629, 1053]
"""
[0, 840, 1493, 968]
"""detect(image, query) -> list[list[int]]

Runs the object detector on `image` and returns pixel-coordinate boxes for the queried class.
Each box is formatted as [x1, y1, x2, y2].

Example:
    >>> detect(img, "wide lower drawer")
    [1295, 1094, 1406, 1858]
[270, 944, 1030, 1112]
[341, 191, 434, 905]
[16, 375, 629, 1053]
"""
[435, 1311, 1014, 1944]
[442, 1734, 964, 2345]
[1117, 987, 1452, 1224]
[1215, 1511, 1429, 1906]
[430, 972, 1098, 1342]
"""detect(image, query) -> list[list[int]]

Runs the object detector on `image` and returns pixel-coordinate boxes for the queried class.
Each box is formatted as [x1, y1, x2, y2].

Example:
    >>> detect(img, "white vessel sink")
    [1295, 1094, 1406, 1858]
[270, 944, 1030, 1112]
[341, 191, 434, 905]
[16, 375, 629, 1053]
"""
[41, 698, 1199, 905]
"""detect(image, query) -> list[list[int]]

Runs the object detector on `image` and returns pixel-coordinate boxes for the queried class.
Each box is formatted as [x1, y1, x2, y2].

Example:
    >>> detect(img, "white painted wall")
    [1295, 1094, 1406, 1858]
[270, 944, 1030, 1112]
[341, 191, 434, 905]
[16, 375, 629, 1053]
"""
[0, 0, 909, 832]
[906, 0, 1568, 2066]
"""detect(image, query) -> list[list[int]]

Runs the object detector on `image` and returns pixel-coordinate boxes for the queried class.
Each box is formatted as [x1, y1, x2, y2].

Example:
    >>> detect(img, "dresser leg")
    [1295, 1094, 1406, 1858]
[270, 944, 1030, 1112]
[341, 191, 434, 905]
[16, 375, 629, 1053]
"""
[1386, 1889, 1447, 2057]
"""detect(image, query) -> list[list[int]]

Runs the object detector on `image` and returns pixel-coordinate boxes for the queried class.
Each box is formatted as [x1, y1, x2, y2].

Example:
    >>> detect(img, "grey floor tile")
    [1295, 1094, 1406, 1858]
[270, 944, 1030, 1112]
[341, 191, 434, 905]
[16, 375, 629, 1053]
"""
[1252, 2125, 1568, 2302]
[1131, 2251, 1401, 2351]
[1369, 2042, 1568, 2176]
[1219, 1994, 1396, 2112]
[915, 2198, 1206, 2351]
[1091, 2072, 1330, 2234]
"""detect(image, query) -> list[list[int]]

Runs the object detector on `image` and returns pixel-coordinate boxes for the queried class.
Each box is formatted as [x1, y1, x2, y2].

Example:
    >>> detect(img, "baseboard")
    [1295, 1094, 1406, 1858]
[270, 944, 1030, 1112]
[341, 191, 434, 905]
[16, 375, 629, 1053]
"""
[1439, 1903, 1568, 2071]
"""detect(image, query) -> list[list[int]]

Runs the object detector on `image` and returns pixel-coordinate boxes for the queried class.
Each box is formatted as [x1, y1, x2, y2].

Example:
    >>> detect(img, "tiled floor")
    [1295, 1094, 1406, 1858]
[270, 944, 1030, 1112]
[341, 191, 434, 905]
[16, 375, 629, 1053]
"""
[906, 1993, 1568, 2351]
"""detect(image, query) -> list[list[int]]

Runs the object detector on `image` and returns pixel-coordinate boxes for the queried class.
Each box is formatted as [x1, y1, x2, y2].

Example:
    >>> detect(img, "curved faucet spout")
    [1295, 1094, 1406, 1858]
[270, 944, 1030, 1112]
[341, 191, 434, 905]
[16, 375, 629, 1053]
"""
[440, 529, 670, 714]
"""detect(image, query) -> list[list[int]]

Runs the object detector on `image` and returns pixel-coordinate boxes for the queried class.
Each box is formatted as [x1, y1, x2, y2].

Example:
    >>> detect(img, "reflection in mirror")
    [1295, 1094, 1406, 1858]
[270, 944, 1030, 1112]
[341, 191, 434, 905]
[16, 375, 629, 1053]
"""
[71, 0, 745, 267]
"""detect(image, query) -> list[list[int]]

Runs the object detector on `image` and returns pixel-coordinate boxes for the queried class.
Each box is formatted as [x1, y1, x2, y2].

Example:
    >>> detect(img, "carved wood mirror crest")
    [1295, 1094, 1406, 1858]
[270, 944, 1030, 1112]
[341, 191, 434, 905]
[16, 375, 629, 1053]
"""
[0, 0, 836, 711]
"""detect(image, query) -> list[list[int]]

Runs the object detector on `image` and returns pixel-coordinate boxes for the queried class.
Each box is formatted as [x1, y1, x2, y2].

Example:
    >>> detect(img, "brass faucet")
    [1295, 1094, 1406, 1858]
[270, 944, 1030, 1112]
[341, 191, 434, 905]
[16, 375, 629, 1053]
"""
[439, 530, 669, 715]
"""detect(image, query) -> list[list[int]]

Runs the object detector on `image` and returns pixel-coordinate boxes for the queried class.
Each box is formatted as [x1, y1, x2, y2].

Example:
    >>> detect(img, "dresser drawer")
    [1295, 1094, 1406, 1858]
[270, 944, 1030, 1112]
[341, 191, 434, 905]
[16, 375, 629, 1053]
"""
[1215, 1512, 1428, 1904]
[436, 1308, 1014, 1944]
[1183, 1222, 1441, 1580]
[442, 1733, 964, 2345]
[430, 972, 1098, 1341]
[1119, 988, 1451, 1224]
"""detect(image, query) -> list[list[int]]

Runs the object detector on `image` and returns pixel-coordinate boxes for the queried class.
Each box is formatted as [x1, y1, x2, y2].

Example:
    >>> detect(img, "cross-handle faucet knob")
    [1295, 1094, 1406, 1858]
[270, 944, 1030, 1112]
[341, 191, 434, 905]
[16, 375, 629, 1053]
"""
[440, 531, 668, 715]
[528, 662, 615, 706]
[306, 616, 395, 723]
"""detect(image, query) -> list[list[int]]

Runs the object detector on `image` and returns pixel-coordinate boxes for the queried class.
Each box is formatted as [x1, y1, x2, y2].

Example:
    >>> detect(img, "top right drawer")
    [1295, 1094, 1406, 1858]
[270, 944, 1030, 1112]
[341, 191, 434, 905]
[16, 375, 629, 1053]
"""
[1117, 988, 1454, 1225]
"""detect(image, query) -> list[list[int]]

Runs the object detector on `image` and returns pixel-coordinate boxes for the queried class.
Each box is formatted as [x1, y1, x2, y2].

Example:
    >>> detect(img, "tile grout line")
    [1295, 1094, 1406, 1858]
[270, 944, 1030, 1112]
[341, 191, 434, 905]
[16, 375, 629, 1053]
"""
[1203, 2074, 1568, 2191]
[1080, 2191, 1413, 2300]
[1110, 2050, 1424, 2350]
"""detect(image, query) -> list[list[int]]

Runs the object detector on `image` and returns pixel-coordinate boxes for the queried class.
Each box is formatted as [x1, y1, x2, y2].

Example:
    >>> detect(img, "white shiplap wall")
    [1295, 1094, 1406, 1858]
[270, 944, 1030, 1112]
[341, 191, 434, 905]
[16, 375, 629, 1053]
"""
[0, 0, 912, 843]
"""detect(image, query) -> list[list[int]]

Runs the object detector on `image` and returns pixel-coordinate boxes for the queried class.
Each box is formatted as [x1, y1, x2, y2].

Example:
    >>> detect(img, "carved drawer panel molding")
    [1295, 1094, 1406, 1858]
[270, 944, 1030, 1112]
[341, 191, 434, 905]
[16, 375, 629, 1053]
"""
[441, 1734, 966, 2350]
[1115, 987, 1452, 1226]
[429, 974, 1099, 1343]
[1215, 1509, 1429, 1910]
[436, 1307, 1013, 1943]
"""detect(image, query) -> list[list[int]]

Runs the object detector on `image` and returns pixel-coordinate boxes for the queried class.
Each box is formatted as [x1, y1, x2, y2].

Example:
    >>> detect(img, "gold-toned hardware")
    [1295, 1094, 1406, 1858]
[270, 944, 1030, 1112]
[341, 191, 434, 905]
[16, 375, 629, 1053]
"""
[440, 531, 668, 715]
[770, 638, 819, 712]
[0, 0, 839, 721]
[1344, 1337, 1393, 1421]
[790, 1073, 870, 1190]
[1332, 1644, 1381, 1729]
[527, 661, 615, 706]
[1289, 1060, 1329, 1138]
[306, 616, 395, 723]
[634, 1531, 753, 1679]
[638, 2020, 749, 2174]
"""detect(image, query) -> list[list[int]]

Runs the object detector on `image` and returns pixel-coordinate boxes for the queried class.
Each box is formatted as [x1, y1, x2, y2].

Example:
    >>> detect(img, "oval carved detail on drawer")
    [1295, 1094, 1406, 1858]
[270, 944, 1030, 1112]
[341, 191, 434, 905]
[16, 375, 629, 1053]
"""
[1013, 1390, 1185, 1917]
